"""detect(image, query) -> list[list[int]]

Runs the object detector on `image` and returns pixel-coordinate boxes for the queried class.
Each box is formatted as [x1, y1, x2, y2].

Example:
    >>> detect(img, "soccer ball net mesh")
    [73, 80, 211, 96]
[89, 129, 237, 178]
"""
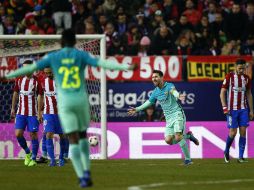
[0, 38, 102, 158]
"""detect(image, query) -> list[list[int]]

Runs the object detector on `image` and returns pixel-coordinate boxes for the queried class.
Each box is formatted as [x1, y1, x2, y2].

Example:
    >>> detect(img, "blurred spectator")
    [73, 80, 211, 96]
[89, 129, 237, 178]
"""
[3, 14, 16, 34]
[125, 23, 142, 55]
[151, 10, 165, 32]
[96, 13, 108, 33]
[5, 0, 31, 23]
[203, 1, 218, 23]
[84, 22, 96, 34]
[51, 0, 72, 34]
[162, 0, 178, 22]
[116, 13, 128, 36]
[33, 4, 46, 23]
[194, 15, 210, 38]
[134, 11, 150, 36]
[138, 105, 162, 122]
[210, 12, 226, 43]
[102, 0, 117, 17]
[182, 0, 202, 26]
[224, 2, 248, 41]
[0, 5, 6, 23]
[240, 35, 254, 55]
[171, 14, 193, 40]
[245, 2, 254, 39]
[105, 22, 118, 51]
[138, 36, 151, 56]
[107, 35, 126, 56]
[221, 40, 240, 55]
[26, 0, 43, 8]
[143, 0, 154, 18]
[151, 25, 174, 55]
[72, 2, 88, 28]
[174, 35, 192, 55]
[38, 18, 55, 34]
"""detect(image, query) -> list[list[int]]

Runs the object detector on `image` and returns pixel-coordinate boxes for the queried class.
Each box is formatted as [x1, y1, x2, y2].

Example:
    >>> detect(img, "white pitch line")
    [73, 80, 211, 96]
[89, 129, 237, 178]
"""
[127, 179, 254, 190]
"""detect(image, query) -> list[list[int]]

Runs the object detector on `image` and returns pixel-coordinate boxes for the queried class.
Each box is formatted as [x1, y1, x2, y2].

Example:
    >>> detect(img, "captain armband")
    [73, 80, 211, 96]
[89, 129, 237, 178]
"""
[171, 90, 180, 99]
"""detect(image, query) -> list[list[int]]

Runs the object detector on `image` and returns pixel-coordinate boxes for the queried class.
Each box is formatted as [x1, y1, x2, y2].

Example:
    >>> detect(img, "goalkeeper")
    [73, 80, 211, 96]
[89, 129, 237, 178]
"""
[4, 29, 136, 188]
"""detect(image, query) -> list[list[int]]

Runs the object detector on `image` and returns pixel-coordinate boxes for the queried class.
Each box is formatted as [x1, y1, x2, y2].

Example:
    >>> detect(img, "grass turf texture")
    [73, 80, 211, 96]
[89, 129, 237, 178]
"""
[0, 159, 253, 190]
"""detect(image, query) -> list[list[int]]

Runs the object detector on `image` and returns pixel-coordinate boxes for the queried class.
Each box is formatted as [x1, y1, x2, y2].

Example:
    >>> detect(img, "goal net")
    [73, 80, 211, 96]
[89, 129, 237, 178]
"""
[0, 35, 107, 159]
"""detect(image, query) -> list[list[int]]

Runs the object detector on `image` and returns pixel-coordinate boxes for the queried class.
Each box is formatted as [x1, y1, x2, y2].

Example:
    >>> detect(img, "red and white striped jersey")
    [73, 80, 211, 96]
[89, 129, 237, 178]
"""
[221, 72, 251, 110]
[41, 77, 58, 114]
[13, 76, 43, 116]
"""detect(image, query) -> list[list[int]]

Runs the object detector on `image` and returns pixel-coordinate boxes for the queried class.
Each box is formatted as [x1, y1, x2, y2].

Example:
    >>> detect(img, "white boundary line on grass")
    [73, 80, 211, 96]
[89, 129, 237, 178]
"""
[127, 179, 254, 190]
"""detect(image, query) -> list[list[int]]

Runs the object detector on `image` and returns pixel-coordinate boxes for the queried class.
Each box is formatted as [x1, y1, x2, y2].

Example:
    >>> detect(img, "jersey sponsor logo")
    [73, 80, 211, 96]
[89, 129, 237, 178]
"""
[232, 87, 246, 92]
[19, 91, 35, 96]
[45, 92, 57, 97]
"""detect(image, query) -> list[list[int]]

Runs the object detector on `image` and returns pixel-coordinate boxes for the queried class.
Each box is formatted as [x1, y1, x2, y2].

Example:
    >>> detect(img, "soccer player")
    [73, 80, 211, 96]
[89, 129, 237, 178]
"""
[220, 59, 253, 163]
[37, 67, 69, 166]
[127, 70, 199, 165]
[11, 59, 42, 166]
[4, 29, 136, 188]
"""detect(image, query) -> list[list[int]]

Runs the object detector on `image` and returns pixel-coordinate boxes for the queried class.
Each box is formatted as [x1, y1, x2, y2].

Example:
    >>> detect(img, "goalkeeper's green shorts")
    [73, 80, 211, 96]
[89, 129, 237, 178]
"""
[58, 97, 90, 134]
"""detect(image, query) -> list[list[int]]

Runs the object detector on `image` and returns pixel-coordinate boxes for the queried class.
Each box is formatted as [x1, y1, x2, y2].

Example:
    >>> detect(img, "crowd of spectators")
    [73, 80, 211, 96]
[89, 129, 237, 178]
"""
[0, 0, 254, 56]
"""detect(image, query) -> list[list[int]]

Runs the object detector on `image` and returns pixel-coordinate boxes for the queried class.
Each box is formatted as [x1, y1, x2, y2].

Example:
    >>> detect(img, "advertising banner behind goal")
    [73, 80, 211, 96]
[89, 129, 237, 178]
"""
[187, 56, 253, 81]
[0, 55, 183, 81]
[1, 122, 254, 159]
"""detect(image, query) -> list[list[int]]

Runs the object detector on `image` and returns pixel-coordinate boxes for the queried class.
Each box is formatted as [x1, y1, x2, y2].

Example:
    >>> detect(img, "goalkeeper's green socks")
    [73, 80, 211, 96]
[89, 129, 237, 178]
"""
[79, 138, 91, 171]
[69, 144, 84, 178]
[178, 138, 191, 160]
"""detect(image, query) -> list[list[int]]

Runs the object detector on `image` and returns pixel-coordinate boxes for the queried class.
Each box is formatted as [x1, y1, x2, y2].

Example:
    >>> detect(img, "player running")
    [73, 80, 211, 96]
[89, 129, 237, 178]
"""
[128, 70, 199, 165]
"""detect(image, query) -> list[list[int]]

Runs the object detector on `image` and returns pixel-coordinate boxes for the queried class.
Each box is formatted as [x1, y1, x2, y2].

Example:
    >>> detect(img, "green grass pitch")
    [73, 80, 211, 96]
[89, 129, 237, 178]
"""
[0, 159, 254, 190]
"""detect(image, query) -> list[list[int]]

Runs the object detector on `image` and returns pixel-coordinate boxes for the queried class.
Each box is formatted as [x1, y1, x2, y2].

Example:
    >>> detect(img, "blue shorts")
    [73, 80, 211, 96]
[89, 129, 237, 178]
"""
[15, 115, 39, 132]
[227, 109, 249, 128]
[43, 114, 63, 134]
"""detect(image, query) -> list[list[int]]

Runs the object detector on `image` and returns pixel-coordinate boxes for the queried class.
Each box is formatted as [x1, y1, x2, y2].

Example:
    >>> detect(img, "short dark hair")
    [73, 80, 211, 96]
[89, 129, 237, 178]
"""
[236, 59, 246, 65]
[153, 70, 163, 77]
[61, 29, 76, 47]
[23, 60, 33, 65]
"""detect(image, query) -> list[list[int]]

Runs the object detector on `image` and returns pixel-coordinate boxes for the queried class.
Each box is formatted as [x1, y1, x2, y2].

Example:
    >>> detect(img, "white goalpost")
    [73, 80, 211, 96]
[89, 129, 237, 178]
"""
[0, 35, 108, 159]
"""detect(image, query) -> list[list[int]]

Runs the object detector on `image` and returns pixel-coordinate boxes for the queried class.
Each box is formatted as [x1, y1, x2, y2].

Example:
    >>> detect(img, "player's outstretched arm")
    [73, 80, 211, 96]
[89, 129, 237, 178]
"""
[97, 59, 138, 71]
[5, 64, 38, 79]
[127, 100, 153, 116]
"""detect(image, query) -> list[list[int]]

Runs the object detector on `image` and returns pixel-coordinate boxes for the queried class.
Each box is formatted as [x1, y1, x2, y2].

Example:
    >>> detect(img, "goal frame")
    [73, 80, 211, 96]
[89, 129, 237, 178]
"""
[0, 34, 108, 159]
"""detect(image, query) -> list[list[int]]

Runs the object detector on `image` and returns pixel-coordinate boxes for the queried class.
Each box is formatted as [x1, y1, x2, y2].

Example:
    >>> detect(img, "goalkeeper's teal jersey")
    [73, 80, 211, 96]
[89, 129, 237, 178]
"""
[149, 82, 183, 122]
[36, 47, 98, 106]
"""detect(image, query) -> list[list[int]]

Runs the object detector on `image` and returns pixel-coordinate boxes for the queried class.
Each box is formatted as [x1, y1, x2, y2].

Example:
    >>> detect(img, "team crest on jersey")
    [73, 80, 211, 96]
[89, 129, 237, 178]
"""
[164, 91, 168, 96]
